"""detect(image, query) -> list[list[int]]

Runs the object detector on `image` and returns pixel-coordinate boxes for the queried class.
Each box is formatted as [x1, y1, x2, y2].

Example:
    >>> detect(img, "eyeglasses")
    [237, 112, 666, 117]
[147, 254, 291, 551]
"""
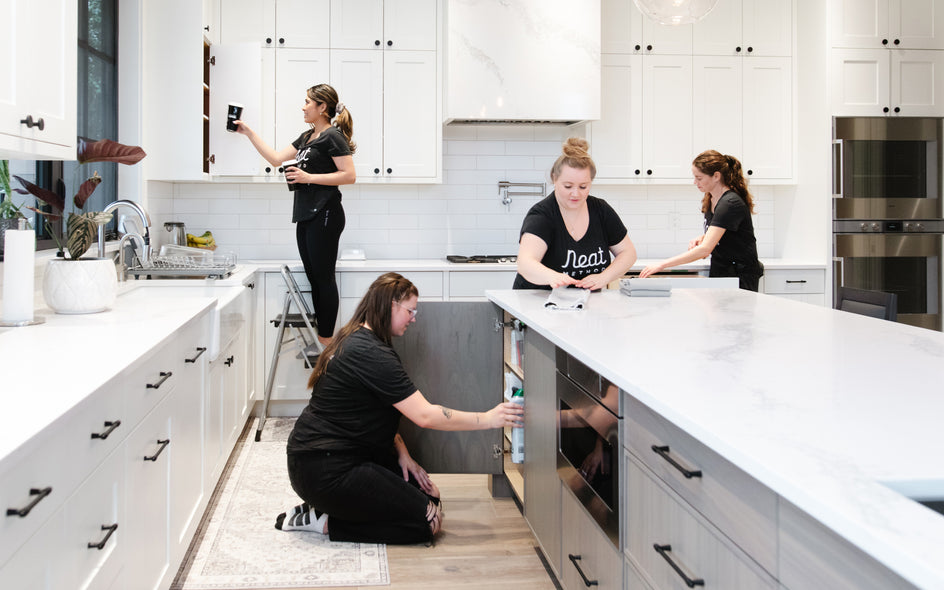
[395, 301, 418, 318]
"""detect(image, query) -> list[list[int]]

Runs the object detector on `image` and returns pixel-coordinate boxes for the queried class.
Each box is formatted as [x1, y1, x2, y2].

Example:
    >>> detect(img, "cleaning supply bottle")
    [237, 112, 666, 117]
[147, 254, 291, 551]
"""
[511, 388, 524, 463]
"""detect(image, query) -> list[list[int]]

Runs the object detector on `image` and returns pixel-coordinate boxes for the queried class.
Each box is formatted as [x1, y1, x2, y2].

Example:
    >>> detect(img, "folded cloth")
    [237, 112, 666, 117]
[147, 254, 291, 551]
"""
[544, 286, 591, 310]
[619, 278, 672, 297]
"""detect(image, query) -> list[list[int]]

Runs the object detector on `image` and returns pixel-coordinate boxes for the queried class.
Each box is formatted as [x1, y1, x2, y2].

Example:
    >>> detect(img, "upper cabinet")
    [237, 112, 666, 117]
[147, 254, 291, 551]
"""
[331, 0, 437, 51]
[694, 0, 793, 56]
[0, 0, 77, 160]
[204, 0, 221, 45]
[830, 0, 944, 116]
[831, 0, 944, 49]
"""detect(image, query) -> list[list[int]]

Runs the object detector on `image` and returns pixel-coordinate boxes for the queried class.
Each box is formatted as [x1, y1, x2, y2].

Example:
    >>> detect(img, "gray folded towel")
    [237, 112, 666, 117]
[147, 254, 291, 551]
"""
[545, 286, 590, 310]
[619, 278, 672, 297]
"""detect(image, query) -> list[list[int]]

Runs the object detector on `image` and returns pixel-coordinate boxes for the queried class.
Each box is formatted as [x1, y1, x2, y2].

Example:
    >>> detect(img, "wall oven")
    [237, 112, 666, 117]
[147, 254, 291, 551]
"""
[557, 351, 621, 548]
[833, 117, 944, 331]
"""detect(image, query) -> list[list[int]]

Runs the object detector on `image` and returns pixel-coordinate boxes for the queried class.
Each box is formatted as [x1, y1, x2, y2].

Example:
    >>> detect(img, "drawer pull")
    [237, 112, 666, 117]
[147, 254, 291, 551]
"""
[146, 371, 173, 389]
[6, 487, 53, 517]
[88, 523, 119, 550]
[91, 420, 122, 440]
[654, 544, 704, 587]
[144, 439, 170, 462]
[567, 554, 598, 587]
[651, 445, 702, 479]
[224, 355, 235, 367]
[785, 279, 807, 284]
[185, 347, 207, 363]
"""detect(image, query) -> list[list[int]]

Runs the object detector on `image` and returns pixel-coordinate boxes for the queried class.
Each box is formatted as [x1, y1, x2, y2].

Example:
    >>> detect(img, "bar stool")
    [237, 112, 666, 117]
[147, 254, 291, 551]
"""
[256, 265, 320, 441]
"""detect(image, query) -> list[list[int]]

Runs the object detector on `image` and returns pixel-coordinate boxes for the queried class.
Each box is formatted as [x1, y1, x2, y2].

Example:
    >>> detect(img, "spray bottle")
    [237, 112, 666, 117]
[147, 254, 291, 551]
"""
[511, 388, 524, 463]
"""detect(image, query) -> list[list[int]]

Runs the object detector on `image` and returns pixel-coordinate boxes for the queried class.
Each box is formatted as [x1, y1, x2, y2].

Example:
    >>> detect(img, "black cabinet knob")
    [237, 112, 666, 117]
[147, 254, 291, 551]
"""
[747, 46, 753, 52]
[387, 40, 393, 47]
[646, 169, 653, 175]
[278, 166, 285, 172]
[279, 38, 285, 44]
[747, 169, 753, 175]
[386, 168, 392, 174]
[265, 166, 272, 173]
[883, 106, 890, 113]
[736, 46, 742, 52]
[634, 169, 641, 175]
[646, 44, 653, 51]
[204, 26, 209, 32]
[266, 37, 272, 44]
[634, 44, 641, 51]
[894, 106, 901, 113]
[882, 38, 888, 45]
[375, 39, 381, 46]
[374, 168, 380, 174]
[894, 39, 900, 45]
[20, 115, 45, 130]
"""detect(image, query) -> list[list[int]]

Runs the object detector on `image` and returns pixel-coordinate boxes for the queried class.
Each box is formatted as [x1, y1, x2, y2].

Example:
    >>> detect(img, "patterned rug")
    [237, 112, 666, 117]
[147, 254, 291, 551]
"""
[173, 418, 389, 589]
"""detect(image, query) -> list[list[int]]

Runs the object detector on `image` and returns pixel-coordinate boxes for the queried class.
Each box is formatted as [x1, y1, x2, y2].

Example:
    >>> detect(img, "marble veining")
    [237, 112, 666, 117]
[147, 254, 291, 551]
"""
[487, 288, 944, 588]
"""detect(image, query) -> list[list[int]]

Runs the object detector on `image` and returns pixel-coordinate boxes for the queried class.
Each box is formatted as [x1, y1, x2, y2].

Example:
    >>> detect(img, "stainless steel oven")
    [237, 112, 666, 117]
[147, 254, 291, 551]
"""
[557, 351, 621, 548]
[833, 117, 944, 331]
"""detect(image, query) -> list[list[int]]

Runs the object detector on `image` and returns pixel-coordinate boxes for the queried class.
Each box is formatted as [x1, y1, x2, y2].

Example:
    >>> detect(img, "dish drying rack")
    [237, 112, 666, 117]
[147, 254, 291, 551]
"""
[128, 251, 237, 279]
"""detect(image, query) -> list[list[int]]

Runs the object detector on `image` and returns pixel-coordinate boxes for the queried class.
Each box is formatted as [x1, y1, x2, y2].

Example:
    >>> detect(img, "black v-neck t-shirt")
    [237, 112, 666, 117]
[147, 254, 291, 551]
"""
[513, 193, 628, 290]
[289, 126, 352, 223]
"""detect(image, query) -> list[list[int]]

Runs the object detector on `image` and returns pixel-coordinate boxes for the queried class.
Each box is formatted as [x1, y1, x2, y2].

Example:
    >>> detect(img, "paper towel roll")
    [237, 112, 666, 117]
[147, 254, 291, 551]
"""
[2, 226, 35, 322]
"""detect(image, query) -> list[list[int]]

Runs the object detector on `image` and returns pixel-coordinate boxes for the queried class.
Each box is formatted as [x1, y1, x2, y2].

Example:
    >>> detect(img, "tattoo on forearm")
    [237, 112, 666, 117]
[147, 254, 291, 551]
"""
[440, 406, 453, 419]
[475, 413, 480, 424]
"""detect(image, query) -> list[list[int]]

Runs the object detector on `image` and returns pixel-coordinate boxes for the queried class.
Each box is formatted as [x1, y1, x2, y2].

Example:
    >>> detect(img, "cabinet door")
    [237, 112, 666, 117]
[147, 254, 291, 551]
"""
[383, 50, 438, 178]
[742, 56, 792, 178]
[560, 486, 623, 590]
[892, 0, 944, 49]
[384, 0, 438, 51]
[692, 56, 742, 162]
[205, 360, 225, 483]
[209, 43, 264, 176]
[891, 49, 944, 116]
[169, 379, 206, 563]
[331, 49, 385, 178]
[0, 0, 77, 160]
[602, 0, 644, 54]
[591, 54, 643, 181]
[743, 0, 793, 56]
[393, 302, 502, 474]
[642, 55, 694, 178]
[204, 0, 221, 45]
[641, 11, 693, 55]
[331, 0, 384, 49]
[0, 509, 67, 589]
[830, 48, 890, 116]
[274, 49, 330, 148]
[219, 0, 276, 45]
[693, 0, 742, 56]
[275, 0, 330, 48]
[831, 0, 890, 48]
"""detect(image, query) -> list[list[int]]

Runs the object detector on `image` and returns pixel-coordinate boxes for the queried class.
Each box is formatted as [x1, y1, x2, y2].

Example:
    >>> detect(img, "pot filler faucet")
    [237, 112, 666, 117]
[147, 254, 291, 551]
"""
[98, 199, 152, 260]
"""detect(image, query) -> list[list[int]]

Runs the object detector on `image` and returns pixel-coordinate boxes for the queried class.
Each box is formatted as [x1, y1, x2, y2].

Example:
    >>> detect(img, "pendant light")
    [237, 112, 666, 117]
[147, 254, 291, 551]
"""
[633, 0, 720, 26]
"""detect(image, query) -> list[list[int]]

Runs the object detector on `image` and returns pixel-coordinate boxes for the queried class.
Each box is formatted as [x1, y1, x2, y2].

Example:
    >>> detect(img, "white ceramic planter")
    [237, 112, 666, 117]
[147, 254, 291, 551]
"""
[43, 257, 118, 314]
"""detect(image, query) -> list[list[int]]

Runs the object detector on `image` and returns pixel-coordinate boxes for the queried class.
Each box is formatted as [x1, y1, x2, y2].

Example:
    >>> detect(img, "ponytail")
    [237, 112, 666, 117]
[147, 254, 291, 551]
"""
[307, 83, 357, 154]
[693, 150, 754, 214]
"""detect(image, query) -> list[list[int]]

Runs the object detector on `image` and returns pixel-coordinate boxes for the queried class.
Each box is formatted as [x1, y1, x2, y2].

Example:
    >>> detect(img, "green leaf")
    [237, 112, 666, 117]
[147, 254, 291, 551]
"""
[77, 139, 147, 166]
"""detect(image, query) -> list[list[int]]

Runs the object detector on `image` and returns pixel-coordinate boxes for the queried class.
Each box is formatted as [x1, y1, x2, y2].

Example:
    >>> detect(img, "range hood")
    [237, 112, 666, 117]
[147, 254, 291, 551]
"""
[444, 0, 600, 125]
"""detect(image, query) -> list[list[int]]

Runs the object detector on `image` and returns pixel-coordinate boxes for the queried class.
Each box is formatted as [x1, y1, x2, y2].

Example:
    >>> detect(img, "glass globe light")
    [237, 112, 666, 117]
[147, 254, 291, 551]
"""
[633, 0, 721, 26]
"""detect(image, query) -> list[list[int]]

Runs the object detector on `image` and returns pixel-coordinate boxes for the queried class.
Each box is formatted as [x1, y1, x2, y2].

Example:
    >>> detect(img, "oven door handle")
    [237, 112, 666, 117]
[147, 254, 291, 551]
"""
[832, 139, 844, 198]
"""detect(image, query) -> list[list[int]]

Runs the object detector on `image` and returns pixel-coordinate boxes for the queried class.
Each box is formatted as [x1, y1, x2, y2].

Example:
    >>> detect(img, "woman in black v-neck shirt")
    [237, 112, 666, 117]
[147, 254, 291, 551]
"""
[235, 83, 356, 347]
[513, 138, 638, 290]
[639, 150, 763, 291]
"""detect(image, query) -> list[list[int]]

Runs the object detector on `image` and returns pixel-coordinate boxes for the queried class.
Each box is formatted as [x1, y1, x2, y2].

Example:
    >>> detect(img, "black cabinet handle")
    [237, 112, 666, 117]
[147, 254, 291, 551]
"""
[883, 106, 890, 113]
[387, 39, 393, 46]
[147, 371, 173, 389]
[279, 37, 285, 44]
[747, 169, 753, 175]
[747, 46, 753, 52]
[266, 37, 272, 44]
[567, 554, 598, 587]
[20, 115, 45, 130]
[265, 166, 272, 173]
[646, 44, 653, 51]
[88, 524, 119, 550]
[735, 46, 741, 52]
[374, 168, 380, 174]
[651, 445, 702, 478]
[375, 39, 381, 46]
[894, 39, 900, 45]
[144, 439, 170, 462]
[204, 25, 209, 32]
[646, 169, 653, 175]
[386, 167, 392, 174]
[634, 169, 641, 175]
[654, 544, 704, 587]
[224, 355, 235, 367]
[882, 38, 889, 45]
[785, 279, 807, 284]
[634, 44, 641, 51]
[6, 487, 52, 517]
[894, 106, 901, 113]
[91, 420, 122, 440]
[185, 347, 207, 363]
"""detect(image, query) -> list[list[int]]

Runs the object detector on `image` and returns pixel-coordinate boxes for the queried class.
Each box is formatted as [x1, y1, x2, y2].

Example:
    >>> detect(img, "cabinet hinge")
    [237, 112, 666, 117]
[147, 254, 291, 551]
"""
[208, 55, 216, 66]
[494, 318, 524, 332]
[492, 444, 503, 459]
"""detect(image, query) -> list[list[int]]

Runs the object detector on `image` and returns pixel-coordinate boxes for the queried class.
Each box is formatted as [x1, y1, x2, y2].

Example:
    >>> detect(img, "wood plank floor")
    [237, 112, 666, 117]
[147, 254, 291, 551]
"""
[176, 429, 558, 589]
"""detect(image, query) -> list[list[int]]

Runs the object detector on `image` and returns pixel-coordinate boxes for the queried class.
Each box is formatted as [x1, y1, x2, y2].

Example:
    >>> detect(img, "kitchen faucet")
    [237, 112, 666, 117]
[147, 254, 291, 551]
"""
[98, 199, 151, 260]
[116, 232, 146, 281]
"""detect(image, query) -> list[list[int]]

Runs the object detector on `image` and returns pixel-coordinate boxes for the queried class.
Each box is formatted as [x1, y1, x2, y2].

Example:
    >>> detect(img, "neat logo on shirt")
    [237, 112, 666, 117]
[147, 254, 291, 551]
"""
[562, 247, 607, 276]
[295, 147, 311, 167]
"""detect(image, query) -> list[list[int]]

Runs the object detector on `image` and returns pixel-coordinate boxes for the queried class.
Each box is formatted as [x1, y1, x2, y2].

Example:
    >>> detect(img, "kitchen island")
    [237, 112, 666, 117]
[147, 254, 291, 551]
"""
[487, 287, 944, 589]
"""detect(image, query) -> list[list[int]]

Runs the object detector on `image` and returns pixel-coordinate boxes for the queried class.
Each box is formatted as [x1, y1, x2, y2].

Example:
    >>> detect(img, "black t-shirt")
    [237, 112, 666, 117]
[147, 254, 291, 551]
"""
[512, 193, 628, 290]
[705, 190, 760, 275]
[287, 328, 417, 455]
[289, 126, 352, 223]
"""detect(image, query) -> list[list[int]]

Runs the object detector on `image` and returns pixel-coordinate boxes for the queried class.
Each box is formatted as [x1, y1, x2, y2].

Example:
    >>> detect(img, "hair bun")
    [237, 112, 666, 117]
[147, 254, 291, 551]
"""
[562, 137, 590, 158]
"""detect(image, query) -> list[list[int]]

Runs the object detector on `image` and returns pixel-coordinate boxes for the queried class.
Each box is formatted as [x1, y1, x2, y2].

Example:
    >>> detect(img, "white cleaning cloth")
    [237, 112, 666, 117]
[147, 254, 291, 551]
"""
[619, 278, 672, 297]
[544, 286, 590, 310]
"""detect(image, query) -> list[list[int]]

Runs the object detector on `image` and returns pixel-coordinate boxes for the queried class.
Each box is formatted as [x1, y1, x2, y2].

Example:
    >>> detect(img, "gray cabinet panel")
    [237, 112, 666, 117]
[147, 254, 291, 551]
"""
[393, 302, 503, 474]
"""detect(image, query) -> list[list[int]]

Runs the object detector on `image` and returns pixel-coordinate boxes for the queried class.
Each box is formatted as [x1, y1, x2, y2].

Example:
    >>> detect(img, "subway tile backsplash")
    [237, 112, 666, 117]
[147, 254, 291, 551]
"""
[154, 126, 778, 261]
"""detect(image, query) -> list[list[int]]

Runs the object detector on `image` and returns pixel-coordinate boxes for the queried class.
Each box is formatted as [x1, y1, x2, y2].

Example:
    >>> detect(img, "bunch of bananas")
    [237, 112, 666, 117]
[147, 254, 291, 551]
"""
[187, 230, 217, 250]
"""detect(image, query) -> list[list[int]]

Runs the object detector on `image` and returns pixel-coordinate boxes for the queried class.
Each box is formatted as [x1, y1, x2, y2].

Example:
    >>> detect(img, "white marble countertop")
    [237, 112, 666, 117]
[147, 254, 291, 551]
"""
[486, 287, 944, 588]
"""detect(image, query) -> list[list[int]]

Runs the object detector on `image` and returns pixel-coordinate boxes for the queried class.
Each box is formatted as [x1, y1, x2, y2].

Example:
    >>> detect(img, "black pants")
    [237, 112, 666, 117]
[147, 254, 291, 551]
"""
[296, 200, 345, 338]
[287, 449, 436, 544]
[710, 259, 763, 292]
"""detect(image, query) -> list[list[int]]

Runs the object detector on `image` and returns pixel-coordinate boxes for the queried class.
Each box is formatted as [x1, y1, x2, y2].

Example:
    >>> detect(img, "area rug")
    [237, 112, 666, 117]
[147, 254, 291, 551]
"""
[173, 418, 389, 589]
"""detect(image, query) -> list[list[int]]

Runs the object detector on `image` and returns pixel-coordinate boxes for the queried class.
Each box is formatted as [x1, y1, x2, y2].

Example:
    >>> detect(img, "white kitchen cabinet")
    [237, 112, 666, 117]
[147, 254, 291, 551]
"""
[330, 0, 437, 50]
[694, 0, 793, 57]
[204, 0, 221, 45]
[592, 54, 643, 180]
[0, 0, 77, 160]
[602, 0, 693, 55]
[219, 0, 329, 48]
[831, 0, 944, 50]
[831, 48, 944, 116]
[208, 43, 264, 176]
[275, 49, 331, 149]
[643, 56, 695, 179]
[762, 267, 827, 305]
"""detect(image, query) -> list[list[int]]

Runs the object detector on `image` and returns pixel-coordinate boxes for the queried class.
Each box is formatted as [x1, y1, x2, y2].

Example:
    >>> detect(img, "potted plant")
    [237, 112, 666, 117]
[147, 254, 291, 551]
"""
[12, 139, 146, 314]
[0, 160, 30, 257]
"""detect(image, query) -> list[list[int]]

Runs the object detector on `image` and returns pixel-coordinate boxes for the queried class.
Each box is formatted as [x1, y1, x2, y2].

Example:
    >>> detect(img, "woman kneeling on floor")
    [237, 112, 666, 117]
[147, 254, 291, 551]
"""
[277, 272, 523, 544]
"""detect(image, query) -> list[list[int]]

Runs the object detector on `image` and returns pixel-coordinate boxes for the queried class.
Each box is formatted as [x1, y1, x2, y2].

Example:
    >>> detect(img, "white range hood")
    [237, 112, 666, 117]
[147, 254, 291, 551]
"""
[445, 0, 601, 125]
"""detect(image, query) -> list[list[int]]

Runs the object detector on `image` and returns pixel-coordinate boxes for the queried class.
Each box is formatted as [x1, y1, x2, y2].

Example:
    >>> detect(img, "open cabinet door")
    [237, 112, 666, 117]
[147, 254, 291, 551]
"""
[393, 302, 503, 474]
[209, 43, 262, 176]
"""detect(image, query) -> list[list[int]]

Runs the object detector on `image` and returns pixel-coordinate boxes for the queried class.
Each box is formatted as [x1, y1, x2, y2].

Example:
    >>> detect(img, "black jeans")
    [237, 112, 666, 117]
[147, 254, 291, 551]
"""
[710, 259, 764, 292]
[287, 449, 436, 544]
[296, 200, 345, 338]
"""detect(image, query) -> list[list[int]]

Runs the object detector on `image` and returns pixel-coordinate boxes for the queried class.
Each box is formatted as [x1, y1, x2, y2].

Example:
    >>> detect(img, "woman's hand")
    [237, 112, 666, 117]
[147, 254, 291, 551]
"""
[574, 273, 609, 291]
[483, 401, 524, 429]
[398, 452, 435, 494]
[549, 272, 578, 289]
[284, 166, 312, 185]
[638, 262, 666, 279]
[233, 120, 252, 135]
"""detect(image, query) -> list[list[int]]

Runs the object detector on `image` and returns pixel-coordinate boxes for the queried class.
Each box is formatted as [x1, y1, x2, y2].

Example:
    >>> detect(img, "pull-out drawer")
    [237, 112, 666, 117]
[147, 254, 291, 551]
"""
[561, 484, 623, 590]
[763, 268, 825, 294]
[622, 394, 777, 575]
[625, 452, 777, 590]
